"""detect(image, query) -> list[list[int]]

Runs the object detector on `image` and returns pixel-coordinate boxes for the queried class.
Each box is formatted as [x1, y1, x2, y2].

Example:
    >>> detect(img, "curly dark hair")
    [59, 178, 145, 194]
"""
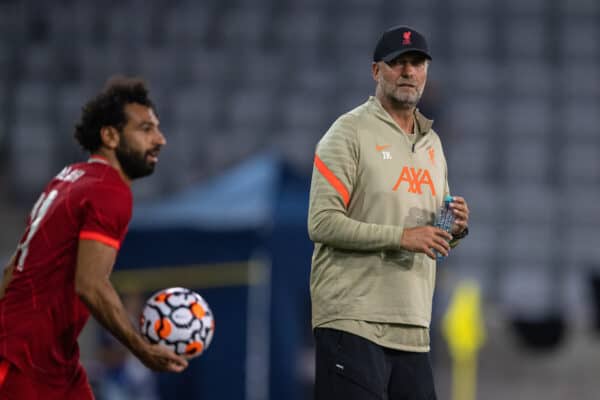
[74, 76, 156, 153]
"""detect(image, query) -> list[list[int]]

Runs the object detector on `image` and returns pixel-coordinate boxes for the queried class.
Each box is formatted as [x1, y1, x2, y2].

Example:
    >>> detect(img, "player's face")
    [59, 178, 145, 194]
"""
[116, 103, 166, 180]
[374, 52, 428, 109]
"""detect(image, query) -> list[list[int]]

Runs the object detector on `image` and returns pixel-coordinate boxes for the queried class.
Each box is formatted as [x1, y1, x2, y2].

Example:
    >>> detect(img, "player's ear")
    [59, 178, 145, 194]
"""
[99, 126, 120, 150]
[371, 62, 380, 82]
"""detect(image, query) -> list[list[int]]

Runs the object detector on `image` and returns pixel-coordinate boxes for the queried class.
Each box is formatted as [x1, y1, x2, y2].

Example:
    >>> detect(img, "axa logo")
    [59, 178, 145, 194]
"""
[392, 166, 436, 196]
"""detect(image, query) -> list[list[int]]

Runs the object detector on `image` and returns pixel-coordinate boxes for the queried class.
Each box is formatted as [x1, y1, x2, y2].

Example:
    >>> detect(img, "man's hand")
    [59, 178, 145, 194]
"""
[449, 196, 469, 235]
[136, 342, 189, 373]
[76, 239, 188, 374]
[400, 226, 453, 260]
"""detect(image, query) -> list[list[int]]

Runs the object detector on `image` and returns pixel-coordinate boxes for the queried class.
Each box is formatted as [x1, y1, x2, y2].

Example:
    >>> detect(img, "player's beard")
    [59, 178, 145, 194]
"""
[116, 135, 157, 180]
[387, 84, 423, 109]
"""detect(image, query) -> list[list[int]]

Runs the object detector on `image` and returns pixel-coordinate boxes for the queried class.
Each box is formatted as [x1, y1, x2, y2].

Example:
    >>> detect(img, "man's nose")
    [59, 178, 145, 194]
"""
[400, 64, 414, 77]
[156, 130, 167, 146]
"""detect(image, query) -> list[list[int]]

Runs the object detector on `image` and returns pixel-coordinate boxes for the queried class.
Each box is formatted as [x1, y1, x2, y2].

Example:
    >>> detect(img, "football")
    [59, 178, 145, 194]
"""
[140, 287, 215, 359]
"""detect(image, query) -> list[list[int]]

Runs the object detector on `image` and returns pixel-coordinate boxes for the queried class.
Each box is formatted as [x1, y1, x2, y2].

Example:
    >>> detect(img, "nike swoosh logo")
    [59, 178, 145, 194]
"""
[376, 144, 391, 152]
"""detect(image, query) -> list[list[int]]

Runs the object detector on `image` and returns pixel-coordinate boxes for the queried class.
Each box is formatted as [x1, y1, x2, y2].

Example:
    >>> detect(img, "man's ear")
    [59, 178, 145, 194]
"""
[371, 62, 380, 82]
[100, 126, 120, 150]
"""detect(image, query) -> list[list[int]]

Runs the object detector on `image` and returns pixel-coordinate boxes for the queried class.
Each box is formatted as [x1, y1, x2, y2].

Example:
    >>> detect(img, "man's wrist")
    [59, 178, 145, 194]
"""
[452, 226, 469, 240]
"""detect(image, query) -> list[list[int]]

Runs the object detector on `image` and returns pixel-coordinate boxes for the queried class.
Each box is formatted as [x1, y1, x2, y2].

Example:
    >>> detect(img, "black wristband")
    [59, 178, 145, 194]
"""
[452, 226, 469, 240]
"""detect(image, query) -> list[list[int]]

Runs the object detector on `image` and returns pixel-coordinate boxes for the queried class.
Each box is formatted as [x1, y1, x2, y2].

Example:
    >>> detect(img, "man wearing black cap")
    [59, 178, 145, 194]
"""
[308, 26, 470, 399]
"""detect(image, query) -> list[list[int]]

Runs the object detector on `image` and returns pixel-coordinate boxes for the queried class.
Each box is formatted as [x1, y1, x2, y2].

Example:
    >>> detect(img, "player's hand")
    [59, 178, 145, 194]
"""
[138, 342, 189, 373]
[449, 196, 469, 235]
[400, 226, 453, 260]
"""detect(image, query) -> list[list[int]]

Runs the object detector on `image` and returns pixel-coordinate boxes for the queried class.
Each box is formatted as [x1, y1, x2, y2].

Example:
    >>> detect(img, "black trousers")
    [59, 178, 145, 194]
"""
[314, 328, 437, 400]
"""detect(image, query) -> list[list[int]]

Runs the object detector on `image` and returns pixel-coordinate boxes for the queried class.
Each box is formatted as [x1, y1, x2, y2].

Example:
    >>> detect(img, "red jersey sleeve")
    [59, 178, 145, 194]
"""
[79, 182, 132, 250]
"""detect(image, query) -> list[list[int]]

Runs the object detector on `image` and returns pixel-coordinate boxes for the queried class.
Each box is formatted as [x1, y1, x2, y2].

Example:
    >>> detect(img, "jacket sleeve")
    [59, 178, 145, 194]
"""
[307, 114, 403, 251]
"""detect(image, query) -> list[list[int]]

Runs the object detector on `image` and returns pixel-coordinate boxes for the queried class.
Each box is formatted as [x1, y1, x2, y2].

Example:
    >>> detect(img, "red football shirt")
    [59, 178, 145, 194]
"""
[0, 156, 132, 384]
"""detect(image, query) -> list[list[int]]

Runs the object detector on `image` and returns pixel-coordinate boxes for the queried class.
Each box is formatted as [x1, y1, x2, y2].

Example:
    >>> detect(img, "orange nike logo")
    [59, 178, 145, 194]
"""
[376, 144, 391, 152]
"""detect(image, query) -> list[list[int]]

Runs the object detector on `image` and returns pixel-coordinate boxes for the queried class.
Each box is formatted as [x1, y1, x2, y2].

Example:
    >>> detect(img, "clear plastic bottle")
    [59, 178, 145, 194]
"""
[434, 195, 454, 262]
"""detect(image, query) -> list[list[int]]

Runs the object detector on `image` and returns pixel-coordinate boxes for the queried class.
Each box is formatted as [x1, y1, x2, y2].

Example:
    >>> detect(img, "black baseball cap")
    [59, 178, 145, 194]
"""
[373, 25, 432, 62]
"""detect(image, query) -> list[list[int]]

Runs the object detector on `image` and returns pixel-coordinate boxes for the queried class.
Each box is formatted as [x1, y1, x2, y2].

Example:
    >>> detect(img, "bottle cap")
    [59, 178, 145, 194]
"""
[444, 195, 454, 203]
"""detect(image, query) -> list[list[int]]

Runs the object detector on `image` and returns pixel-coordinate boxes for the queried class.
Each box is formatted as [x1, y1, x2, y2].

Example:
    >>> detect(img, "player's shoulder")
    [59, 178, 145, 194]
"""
[427, 127, 441, 141]
[324, 107, 362, 140]
[331, 98, 381, 136]
[80, 160, 121, 181]
[86, 164, 130, 197]
[54, 161, 130, 197]
[337, 99, 371, 125]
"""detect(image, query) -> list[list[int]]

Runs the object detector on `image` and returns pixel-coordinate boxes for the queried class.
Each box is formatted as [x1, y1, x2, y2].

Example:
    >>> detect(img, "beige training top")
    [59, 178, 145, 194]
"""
[308, 96, 450, 352]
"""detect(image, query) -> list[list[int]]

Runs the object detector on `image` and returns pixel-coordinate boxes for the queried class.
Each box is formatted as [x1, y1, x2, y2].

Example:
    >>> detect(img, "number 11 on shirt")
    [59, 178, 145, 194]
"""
[16, 189, 59, 271]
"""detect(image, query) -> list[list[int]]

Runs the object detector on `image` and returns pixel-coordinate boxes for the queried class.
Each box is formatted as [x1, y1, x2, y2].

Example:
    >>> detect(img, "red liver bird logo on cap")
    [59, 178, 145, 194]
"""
[402, 31, 412, 45]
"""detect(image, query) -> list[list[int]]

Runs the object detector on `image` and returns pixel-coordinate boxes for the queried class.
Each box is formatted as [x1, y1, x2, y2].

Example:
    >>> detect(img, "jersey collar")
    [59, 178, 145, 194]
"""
[368, 96, 433, 134]
[88, 155, 110, 165]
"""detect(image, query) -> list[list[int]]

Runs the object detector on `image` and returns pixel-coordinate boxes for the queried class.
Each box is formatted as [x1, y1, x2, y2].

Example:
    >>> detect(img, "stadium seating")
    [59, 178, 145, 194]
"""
[1, 0, 599, 348]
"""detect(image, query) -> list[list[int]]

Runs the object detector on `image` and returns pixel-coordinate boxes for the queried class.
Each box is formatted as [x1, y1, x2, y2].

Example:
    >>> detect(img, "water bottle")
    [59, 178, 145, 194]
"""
[434, 195, 454, 262]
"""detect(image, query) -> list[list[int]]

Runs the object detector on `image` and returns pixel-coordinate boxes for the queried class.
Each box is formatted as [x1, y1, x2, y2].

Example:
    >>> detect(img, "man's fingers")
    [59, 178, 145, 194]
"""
[427, 234, 450, 258]
[176, 355, 189, 368]
[434, 228, 453, 241]
[168, 360, 188, 372]
[450, 196, 466, 205]
[450, 197, 469, 213]
[452, 208, 467, 218]
[165, 350, 188, 370]
[455, 220, 467, 229]
[432, 232, 450, 248]
[426, 241, 447, 259]
[431, 241, 449, 256]
[167, 354, 187, 366]
[424, 248, 437, 260]
[401, 226, 455, 257]
[148, 344, 190, 372]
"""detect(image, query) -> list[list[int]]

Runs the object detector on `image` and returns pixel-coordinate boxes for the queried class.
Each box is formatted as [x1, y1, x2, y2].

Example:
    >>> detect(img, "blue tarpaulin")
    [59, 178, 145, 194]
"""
[116, 153, 313, 400]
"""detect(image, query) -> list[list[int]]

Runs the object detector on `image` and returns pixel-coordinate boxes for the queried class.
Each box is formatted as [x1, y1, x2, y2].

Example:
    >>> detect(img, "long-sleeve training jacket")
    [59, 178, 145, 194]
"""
[308, 96, 453, 351]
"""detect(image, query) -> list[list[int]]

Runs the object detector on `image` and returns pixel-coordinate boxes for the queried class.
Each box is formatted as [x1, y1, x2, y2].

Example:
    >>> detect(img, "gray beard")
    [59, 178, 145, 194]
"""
[389, 93, 420, 109]
[386, 85, 422, 109]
